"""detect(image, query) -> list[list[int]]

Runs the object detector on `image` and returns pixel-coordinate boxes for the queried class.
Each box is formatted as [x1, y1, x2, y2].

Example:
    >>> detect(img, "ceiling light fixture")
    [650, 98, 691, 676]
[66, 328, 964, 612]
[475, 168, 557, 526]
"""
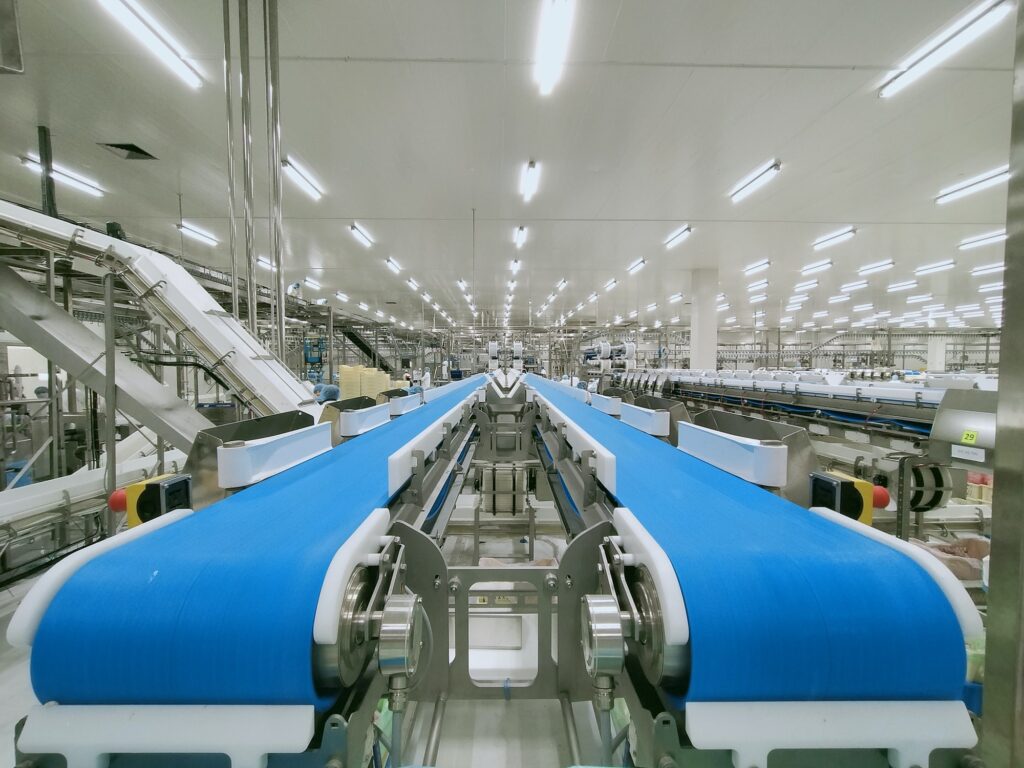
[22, 155, 105, 197]
[303, 276, 321, 290]
[747, 279, 768, 291]
[960, 229, 1008, 250]
[520, 161, 541, 202]
[257, 256, 276, 271]
[840, 279, 869, 293]
[627, 258, 646, 275]
[812, 226, 856, 250]
[335, 291, 349, 302]
[853, 303, 873, 313]
[794, 279, 818, 292]
[510, 259, 522, 275]
[730, 160, 781, 203]
[349, 222, 373, 248]
[915, 259, 955, 275]
[406, 278, 419, 291]
[971, 262, 1005, 276]
[858, 259, 894, 276]
[879, 0, 1013, 98]
[514, 226, 528, 249]
[385, 257, 402, 274]
[828, 294, 850, 304]
[664, 224, 693, 249]
[749, 294, 767, 304]
[646, 302, 658, 312]
[457, 278, 468, 292]
[979, 282, 1004, 293]
[887, 279, 918, 292]
[743, 259, 770, 276]
[936, 165, 1010, 204]
[604, 278, 618, 292]
[532, 0, 576, 96]
[281, 157, 323, 200]
[421, 292, 432, 302]
[586, 292, 598, 304]
[555, 278, 568, 292]
[801, 259, 832, 276]
[907, 294, 933, 304]
[97, 0, 203, 88]
[669, 292, 683, 304]
[716, 303, 730, 312]
[358, 302, 369, 311]
[177, 221, 218, 246]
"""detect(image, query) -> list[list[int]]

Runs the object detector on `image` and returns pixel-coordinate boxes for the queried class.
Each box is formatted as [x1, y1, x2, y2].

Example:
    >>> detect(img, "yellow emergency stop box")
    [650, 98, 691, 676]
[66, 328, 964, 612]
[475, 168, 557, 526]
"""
[124, 474, 192, 528]
[809, 470, 873, 525]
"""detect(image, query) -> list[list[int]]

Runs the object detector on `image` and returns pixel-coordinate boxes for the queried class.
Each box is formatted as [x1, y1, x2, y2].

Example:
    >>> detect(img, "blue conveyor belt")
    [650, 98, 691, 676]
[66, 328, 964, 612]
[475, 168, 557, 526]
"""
[31, 376, 484, 705]
[527, 375, 965, 703]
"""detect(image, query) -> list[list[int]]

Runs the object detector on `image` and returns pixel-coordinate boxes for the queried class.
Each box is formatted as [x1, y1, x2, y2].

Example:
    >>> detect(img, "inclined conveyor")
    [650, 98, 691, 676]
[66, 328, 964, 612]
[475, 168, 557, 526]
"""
[13, 375, 485, 707]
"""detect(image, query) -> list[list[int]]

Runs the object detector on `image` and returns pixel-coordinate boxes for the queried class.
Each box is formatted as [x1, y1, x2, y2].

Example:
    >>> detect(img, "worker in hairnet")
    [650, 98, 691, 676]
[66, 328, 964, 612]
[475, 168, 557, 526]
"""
[317, 384, 340, 403]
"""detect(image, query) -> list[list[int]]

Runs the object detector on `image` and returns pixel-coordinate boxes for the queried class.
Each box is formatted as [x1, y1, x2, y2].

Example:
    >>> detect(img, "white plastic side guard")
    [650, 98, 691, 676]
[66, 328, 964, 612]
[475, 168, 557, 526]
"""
[590, 392, 622, 416]
[337, 402, 392, 438]
[7, 508, 194, 648]
[677, 420, 788, 488]
[619, 402, 670, 436]
[386, 392, 476, 496]
[313, 508, 390, 646]
[535, 395, 616, 495]
[217, 422, 332, 488]
[18, 702, 315, 768]
[613, 507, 688, 645]
[389, 393, 423, 417]
[686, 700, 976, 768]
[808, 506, 983, 642]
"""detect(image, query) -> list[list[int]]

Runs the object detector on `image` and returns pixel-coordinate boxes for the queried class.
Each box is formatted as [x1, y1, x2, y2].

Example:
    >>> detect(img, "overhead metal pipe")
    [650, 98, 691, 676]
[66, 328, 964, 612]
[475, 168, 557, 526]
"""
[221, 0, 240, 320]
[237, 0, 258, 334]
[262, 0, 286, 355]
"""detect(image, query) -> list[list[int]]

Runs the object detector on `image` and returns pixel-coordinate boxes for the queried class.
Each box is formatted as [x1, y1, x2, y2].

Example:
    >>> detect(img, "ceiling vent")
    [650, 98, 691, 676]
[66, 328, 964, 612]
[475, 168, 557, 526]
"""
[99, 142, 157, 160]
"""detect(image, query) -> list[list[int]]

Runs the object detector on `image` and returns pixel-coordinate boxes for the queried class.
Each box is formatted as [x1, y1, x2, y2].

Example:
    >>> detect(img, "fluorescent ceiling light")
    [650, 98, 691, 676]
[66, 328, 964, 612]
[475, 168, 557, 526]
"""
[743, 259, 770, 276]
[747, 279, 768, 291]
[584, 292, 596, 304]
[801, 259, 832, 276]
[986, 296, 1003, 303]
[664, 224, 692, 249]
[812, 226, 856, 250]
[828, 294, 850, 304]
[507, 280, 517, 291]
[385, 257, 401, 274]
[971, 262, 1005, 276]
[853, 303, 873, 312]
[749, 294, 767, 304]
[358, 302, 369, 311]
[961, 311, 985, 318]
[654, 320, 663, 329]
[788, 294, 809, 303]
[604, 278, 617, 292]
[421, 292, 432, 302]
[646, 302, 658, 311]
[812, 310, 828, 319]
[514, 226, 528, 249]
[406, 278, 419, 291]
[887, 279, 917, 292]
[532, 0, 575, 96]
[859, 259, 894, 275]
[22, 155, 104, 197]
[313, 298, 327, 306]
[730, 160, 781, 203]
[725, 316, 736, 324]
[669, 292, 683, 304]
[97, 0, 203, 88]
[834, 316, 849, 324]
[350, 222, 373, 248]
[907, 294, 933, 304]
[628, 310, 638, 319]
[257, 256, 276, 271]
[469, 303, 476, 312]
[915, 259, 954, 275]
[281, 158, 323, 200]
[979, 282, 1004, 293]
[784, 304, 802, 313]
[335, 291, 349, 302]
[960, 229, 1007, 250]
[303, 276, 321, 290]
[841, 279, 868, 292]
[627, 258, 646, 275]
[780, 316, 793, 324]
[546, 293, 556, 303]
[716, 303, 730, 312]
[375, 309, 384, 318]
[802, 321, 816, 328]
[465, 293, 474, 303]
[879, 0, 1013, 98]
[555, 278, 568, 291]
[936, 165, 1010, 204]
[794, 279, 818, 292]
[520, 161, 541, 202]
[576, 301, 585, 311]
[511, 259, 522, 274]
[457, 279, 468, 292]
[177, 221, 217, 246]
[955, 303, 981, 312]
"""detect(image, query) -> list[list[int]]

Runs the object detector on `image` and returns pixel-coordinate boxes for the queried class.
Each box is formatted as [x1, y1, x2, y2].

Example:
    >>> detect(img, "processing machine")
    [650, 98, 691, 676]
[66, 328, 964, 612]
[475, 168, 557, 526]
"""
[6, 370, 980, 768]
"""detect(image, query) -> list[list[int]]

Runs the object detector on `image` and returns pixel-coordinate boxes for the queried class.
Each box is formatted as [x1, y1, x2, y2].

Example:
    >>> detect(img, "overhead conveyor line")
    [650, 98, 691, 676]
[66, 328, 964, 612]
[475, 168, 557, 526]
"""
[525, 374, 971, 705]
[16, 375, 486, 706]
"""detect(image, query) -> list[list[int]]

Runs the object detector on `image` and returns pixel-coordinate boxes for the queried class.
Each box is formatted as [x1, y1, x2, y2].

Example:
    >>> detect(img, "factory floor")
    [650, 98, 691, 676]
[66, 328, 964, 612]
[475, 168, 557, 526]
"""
[0, 577, 35, 768]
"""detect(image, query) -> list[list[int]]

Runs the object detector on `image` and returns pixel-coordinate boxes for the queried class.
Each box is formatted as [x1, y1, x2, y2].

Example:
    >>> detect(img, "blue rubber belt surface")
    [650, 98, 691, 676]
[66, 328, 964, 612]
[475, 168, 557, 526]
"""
[32, 376, 484, 705]
[527, 375, 965, 702]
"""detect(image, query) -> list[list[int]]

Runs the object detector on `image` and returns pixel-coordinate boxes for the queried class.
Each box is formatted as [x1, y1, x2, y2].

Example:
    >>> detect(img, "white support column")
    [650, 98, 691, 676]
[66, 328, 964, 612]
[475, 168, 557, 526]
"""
[927, 336, 947, 372]
[690, 269, 719, 370]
